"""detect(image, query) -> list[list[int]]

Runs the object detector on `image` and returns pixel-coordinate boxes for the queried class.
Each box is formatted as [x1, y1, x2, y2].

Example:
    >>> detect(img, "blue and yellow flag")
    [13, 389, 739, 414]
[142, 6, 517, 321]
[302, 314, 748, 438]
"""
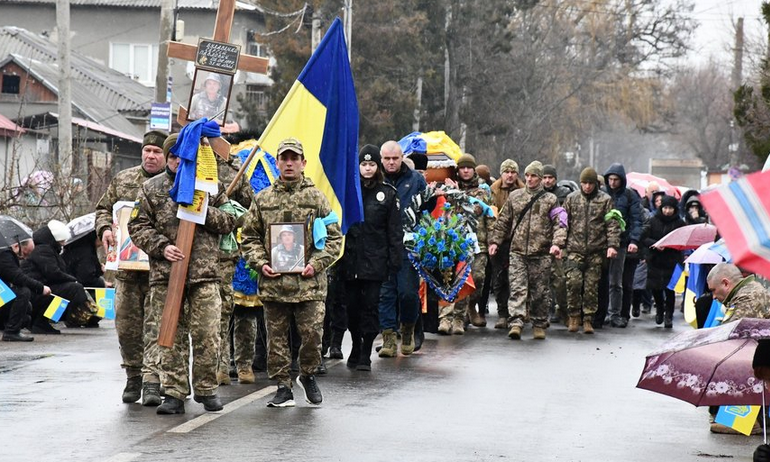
[257, 17, 363, 234]
[715, 405, 760, 435]
[0, 278, 16, 308]
[93, 288, 116, 320]
[683, 263, 707, 328]
[44, 295, 69, 322]
[666, 264, 685, 293]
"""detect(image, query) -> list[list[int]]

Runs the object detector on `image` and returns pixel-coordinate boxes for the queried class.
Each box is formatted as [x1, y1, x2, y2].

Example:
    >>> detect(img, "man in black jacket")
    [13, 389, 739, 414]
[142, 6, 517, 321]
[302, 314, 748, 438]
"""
[0, 238, 50, 341]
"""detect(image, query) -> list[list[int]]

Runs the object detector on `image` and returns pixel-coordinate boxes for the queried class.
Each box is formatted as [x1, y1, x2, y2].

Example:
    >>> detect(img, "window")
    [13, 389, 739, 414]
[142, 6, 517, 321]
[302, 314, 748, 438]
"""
[2, 75, 20, 94]
[246, 31, 269, 58]
[109, 43, 158, 86]
[245, 85, 268, 114]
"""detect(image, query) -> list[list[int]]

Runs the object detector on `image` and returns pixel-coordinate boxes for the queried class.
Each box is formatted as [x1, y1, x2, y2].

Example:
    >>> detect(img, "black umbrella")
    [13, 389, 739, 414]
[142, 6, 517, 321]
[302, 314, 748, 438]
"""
[0, 215, 33, 248]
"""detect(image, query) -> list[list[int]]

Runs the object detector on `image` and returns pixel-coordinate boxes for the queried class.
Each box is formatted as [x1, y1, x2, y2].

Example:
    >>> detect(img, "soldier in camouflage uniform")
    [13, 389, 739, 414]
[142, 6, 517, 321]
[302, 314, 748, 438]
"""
[562, 167, 620, 334]
[707, 263, 770, 323]
[489, 161, 566, 340]
[128, 134, 237, 414]
[489, 159, 525, 328]
[438, 153, 493, 334]
[214, 152, 255, 386]
[94, 130, 167, 405]
[241, 138, 342, 407]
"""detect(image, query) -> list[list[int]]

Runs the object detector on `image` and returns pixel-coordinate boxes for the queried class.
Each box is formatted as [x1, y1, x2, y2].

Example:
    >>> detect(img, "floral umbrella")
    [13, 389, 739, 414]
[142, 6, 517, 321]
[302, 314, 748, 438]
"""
[637, 318, 770, 406]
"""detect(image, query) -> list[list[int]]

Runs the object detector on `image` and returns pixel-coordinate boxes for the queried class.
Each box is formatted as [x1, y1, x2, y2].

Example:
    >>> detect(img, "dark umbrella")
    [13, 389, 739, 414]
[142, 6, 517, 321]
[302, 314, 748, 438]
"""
[0, 215, 33, 248]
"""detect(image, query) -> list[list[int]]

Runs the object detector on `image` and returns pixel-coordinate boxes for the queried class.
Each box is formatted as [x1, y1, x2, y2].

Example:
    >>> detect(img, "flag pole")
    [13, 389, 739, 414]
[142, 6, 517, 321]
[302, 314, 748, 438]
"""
[763, 380, 767, 445]
[226, 143, 260, 197]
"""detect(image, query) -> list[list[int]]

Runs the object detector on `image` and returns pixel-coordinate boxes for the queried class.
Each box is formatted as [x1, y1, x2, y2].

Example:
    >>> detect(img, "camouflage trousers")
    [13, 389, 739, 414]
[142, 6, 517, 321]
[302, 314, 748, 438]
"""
[263, 300, 325, 387]
[564, 252, 604, 319]
[442, 253, 489, 321]
[507, 253, 552, 329]
[550, 257, 568, 320]
[217, 261, 236, 375]
[232, 306, 258, 370]
[114, 275, 150, 380]
[151, 282, 221, 400]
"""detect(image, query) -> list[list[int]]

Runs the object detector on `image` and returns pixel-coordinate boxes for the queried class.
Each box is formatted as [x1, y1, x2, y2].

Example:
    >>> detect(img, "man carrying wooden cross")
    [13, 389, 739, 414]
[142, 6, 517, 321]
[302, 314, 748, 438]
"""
[129, 133, 236, 414]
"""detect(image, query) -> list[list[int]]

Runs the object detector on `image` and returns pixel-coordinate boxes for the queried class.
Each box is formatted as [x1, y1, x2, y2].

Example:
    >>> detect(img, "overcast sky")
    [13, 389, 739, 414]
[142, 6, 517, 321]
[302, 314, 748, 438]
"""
[687, 0, 765, 64]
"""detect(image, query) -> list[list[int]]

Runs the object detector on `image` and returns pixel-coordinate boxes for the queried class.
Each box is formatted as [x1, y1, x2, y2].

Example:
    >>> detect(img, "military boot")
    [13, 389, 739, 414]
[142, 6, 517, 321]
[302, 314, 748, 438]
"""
[495, 317, 509, 329]
[533, 327, 546, 340]
[122, 376, 142, 403]
[451, 318, 465, 335]
[142, 382, 162, 407]
[437, 317, 452, 335]
[508, 325, 522, 339]
[217, 370, 231, 386]
[378, 329, 398, 358]
[583, 320, 594, 334]
[568, 317, 580, 333]
[468, 306, 486, 327]
[238, 367, 255, 384]
[400, 323, 416, 355]
[329, 329, 344, 359]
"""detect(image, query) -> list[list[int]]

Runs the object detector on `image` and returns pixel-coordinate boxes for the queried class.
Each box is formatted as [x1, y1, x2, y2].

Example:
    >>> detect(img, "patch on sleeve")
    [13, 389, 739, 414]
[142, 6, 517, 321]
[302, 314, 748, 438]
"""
[130, 199, 140, 220]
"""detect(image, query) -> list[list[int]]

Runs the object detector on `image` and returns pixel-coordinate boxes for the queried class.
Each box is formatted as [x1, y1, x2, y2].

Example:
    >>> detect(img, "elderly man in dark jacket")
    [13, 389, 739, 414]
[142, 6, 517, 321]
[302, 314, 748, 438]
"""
[0, 238, 50, 341]
[599, 163, 643, 328]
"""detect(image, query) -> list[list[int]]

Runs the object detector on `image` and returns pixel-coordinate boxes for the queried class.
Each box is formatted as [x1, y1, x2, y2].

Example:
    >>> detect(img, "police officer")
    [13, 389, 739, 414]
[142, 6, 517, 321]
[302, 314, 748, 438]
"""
[241, 138, 342, 407]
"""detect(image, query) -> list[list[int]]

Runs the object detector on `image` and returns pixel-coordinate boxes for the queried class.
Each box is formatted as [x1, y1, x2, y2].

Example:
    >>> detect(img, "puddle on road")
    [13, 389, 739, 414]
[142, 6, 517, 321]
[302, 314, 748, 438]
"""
[0, 354, 55, 373]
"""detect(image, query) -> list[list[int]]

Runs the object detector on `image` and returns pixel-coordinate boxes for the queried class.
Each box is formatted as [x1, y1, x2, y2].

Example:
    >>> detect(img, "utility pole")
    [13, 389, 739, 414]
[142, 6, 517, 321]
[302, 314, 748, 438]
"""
[413, 75, 422, 132]
[155, 0, 175, 103]
[342, 0, 352, 60]
[56, 0, 72, 178]
[730, 17, 744, 167]
[312, 9, 322, 53]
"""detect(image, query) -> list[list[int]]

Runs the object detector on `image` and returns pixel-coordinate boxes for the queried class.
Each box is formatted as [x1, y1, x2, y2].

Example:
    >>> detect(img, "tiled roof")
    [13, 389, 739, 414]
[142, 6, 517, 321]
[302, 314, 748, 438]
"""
[2, 54, 144, 138]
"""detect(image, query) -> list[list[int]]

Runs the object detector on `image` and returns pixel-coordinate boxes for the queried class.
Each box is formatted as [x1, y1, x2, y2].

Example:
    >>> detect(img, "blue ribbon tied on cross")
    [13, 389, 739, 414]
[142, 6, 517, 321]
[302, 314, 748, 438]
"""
[313, 211, 339, 250]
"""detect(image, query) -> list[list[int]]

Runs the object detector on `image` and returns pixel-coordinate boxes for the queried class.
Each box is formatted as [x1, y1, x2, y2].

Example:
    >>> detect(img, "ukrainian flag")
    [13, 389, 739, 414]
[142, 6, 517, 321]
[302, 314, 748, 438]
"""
[257, 17, 363, 234]
[93, 288, 116, 320]
[715, 405, 761, 435]
[666, 264, 685, 293]
[44, 296, 69, 322]
[0, 278, 16, 308]
[683, 263, 706, 328]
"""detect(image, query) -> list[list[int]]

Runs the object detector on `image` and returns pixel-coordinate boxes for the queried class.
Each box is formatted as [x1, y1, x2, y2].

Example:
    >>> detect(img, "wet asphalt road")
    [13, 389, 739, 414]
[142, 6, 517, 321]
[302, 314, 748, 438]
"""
[0, 307, 763, 462]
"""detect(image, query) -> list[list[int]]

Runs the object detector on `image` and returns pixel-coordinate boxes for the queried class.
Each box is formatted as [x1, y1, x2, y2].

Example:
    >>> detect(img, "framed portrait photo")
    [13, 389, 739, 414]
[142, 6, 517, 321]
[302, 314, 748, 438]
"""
[269, 223, 307, 273]
[186, 69, 234, 125]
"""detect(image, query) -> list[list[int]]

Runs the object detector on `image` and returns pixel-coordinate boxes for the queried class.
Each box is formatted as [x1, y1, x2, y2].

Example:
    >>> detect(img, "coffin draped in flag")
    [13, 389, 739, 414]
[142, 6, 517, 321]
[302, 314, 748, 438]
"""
[700, 170, 770, 280]
[257, 17, 362, 235]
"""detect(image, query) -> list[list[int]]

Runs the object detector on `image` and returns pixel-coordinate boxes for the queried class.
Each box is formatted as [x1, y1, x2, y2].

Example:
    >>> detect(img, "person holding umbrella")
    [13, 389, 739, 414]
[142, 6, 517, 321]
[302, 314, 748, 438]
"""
[0, 217, 50, 341]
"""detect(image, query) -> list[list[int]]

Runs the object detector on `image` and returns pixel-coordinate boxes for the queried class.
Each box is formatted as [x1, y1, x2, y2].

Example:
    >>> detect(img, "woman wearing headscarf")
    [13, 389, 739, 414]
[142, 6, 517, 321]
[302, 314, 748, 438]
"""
[341, 145, 403, 371]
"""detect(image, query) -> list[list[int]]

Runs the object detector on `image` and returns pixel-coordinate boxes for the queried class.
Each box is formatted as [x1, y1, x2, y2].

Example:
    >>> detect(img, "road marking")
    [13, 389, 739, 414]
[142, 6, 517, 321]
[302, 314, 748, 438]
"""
[167, 359, 342, 434]
[104, 452, 141, 462]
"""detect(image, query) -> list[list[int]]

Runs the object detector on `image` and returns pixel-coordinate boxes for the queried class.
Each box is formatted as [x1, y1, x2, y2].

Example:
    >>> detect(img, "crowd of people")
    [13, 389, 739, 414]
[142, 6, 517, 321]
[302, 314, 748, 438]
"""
[2, 129, 769, 422]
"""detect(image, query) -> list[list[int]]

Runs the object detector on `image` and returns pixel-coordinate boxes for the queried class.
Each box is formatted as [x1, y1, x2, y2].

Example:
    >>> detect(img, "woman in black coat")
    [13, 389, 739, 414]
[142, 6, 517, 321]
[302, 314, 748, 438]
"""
[22, 221, 93, 328]
[641, 195, 685, 328]
[341, 145, 403, 371]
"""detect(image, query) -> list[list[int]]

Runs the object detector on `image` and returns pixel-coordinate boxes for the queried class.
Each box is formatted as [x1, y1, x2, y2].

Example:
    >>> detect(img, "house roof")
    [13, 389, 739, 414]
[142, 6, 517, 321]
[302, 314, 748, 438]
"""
[0, 27, 153, 113]
[0, 113, 26, 137]
[1, 53, 144, 138]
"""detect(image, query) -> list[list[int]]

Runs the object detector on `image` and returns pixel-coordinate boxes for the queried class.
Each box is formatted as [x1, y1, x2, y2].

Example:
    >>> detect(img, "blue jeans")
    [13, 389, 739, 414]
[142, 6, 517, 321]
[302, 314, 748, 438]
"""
[378, 257, 420, 331]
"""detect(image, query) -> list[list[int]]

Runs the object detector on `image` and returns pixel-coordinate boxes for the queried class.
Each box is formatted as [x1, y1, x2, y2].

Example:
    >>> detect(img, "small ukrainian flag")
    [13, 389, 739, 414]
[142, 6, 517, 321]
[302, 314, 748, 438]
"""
[0, 278, 17, 308]
[666, 264, 685, 293]
[44, 295, 70, 322]
[93, 288, 116, 320]
[715, 405, 761, 436]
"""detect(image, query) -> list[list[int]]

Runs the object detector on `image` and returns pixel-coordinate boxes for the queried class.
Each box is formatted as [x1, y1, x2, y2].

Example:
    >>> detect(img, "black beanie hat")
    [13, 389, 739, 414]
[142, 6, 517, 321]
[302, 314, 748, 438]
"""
[359, 144, 381, 165]
[543, 164, 558, 178]
[660, 195, 679, 211]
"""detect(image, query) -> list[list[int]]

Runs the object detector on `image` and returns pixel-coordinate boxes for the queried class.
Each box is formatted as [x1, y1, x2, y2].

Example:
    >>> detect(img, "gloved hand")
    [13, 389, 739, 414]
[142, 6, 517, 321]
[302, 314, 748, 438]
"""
[754, 444, 770, 462]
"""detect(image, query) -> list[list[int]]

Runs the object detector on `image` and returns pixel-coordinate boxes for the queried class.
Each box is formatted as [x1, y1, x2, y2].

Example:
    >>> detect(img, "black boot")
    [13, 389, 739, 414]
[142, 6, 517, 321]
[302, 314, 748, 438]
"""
[122, 376, 142, 403]
[356, 334, 376, 371]
[157, 396, 185, 414]
[346, 335, 361, 368]
[194, 394, 223, 411]
[2, 331, 34, 342]
[655, 307, 664, 325]
[142, 382, 162, 406]
[414, 317, 425, 352]
[329, 329, 344, 359]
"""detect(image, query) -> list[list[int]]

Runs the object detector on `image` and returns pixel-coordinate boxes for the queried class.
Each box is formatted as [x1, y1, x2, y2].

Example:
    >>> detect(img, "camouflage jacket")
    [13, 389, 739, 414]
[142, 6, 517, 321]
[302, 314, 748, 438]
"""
[490, 177, 524, 212]
[128, 171, 236, 287]
[563, 189, 620, 255]
[489, 186, 566, 256]
[240, 176, 342, 303]
[94, 165, 160, 281]
[457, 174, 494, 252]
[723, 276, 770, 323]
[217, 155, 254, 262]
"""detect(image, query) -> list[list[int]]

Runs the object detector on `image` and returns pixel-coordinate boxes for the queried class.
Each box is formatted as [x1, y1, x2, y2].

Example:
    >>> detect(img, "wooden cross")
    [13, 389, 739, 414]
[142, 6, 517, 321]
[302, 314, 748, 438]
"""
[158, 0, 268, 347]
